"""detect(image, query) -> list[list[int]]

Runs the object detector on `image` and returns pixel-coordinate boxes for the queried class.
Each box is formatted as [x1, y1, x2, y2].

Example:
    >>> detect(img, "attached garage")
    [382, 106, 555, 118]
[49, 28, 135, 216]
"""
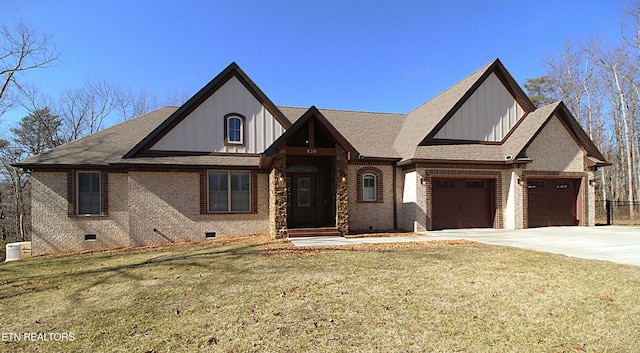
[527, 179, 581, 227]
[432, 179, 495, 230]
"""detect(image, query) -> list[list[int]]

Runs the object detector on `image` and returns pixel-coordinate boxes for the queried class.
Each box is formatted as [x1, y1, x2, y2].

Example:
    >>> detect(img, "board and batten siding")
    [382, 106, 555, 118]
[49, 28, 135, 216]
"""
[151, 76, 286, 153]
[434, 73, 524, 142]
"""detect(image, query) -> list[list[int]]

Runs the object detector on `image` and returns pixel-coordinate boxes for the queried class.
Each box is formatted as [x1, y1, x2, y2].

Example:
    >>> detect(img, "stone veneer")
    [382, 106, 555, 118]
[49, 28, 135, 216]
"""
[335, 145, 349, 234]
[269, 144, 288, 239]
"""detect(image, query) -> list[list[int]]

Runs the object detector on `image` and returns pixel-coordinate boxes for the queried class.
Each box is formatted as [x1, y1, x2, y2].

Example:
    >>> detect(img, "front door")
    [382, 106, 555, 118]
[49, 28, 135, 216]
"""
[288, 173, 330, 228]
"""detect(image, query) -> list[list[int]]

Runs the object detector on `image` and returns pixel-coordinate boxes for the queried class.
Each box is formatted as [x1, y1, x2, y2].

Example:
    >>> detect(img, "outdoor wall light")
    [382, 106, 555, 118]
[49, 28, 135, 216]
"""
[340, 171, 346, 182]
[589, 178, 596, 187]
[517, 178, 526, 186]
[276, 171, 284, 183]
[420, 176, 427, 186]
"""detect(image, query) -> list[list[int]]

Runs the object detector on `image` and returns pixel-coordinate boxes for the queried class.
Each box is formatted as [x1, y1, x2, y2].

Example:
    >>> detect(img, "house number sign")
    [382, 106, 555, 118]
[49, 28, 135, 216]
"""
[306, 148, 317, 154]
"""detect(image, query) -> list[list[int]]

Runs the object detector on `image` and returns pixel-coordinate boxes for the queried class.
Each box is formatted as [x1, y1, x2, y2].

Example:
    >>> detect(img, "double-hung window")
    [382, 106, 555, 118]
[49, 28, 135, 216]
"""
[77, 172, 101, 215]
[362, 173, 377, 201]
[208, 171, 250, 212]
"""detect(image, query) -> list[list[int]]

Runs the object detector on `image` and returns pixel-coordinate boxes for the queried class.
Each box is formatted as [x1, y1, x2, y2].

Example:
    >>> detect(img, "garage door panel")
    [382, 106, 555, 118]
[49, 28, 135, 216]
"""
[528, 179, 579, 227]
[432, 179, 494, 230]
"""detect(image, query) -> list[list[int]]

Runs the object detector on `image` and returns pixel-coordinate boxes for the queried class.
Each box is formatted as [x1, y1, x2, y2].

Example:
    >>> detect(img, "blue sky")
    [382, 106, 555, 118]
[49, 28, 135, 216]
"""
[0, 0, 626, 127]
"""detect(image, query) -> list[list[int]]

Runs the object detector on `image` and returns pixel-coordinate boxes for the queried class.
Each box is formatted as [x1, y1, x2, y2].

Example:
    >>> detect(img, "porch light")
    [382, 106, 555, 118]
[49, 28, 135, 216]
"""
[340, 170, 346, 182]
[517, 178, 525, 186]
[420, 176, 427, 186]
[589, 178, 597, 187]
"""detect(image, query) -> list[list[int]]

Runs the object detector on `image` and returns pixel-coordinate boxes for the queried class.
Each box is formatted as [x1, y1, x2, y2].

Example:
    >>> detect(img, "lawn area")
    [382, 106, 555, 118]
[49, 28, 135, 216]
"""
[1, 236, 639, 352]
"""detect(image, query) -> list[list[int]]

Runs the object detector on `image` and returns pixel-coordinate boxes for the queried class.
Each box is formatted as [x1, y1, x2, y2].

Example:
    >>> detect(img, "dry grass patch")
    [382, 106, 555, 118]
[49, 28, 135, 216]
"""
[260, 237, 475, 257]
[1, 235, 639, 352]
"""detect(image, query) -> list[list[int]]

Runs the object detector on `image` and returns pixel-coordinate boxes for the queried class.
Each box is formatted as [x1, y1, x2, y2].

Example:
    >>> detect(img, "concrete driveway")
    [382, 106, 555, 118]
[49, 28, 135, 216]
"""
[289, 226, 640, 267]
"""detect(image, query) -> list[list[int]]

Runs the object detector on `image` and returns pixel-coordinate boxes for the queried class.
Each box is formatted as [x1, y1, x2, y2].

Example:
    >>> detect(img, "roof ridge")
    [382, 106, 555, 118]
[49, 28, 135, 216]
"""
[407, 58, 498, 115]
[278, 105, 404, 116]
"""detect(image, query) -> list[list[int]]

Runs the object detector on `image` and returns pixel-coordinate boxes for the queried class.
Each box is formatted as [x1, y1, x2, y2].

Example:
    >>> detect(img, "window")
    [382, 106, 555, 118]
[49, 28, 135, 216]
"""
[466, 181, 486, 189]
[77, 172, 101, 215]
[297, 177, 311, 207]
[225, 114, 245, 145]
[435, 180, 456, 188]
[356, 167, 383, 203]
[555, 181, 571, 190]
[362, 174, 377, 201]
[528, 181, 545, 189]
[208, 171, 250, 212]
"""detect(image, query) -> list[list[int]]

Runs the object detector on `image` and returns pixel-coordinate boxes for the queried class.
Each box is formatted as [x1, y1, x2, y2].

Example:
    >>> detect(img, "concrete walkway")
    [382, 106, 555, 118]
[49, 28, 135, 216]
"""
[289, 226, 640, 267]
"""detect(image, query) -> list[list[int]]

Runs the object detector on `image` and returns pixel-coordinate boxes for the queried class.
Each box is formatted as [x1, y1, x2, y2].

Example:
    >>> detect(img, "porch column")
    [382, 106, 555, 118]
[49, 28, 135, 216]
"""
[335, 145, 349, 234]
[269, 144, 288, 239]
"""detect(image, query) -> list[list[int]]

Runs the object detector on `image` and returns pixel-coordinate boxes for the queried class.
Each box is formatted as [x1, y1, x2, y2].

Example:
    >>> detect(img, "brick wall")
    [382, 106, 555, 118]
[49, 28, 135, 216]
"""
[347, 163, 395, 232]
[526, 116, 584, 172]
[30, 171, 129, 255]
[30, 170, 270, 255]
[128, 171, 269, 247]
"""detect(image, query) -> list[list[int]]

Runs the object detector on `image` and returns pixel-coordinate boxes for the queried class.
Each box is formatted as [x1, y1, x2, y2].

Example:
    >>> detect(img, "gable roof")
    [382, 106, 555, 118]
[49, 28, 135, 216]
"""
[278, 106, 405, 159]
[407, 101, 608, 166]
[14, 106, 263, 169]
[514, 101, 607, 165]
[393, 58, 536, 161]
[15, 59, 608, 170]
[124, 62, 291, 158]
[264, 106, 360, 159]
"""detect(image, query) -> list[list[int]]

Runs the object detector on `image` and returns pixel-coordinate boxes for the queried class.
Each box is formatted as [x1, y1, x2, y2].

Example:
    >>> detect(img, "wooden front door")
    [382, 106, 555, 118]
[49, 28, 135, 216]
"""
[288, 173, 331, 228]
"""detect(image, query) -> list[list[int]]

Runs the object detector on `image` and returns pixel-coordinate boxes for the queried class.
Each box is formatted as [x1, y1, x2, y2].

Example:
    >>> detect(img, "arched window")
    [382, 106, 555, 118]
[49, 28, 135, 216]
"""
[362, 174, 377, 201]
[225, 113, 245, 146]
[356, 166, 383, 203]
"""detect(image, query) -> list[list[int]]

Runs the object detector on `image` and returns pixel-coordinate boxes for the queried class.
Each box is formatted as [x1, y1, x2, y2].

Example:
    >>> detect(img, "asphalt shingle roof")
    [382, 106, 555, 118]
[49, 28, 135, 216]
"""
[279, 106, 405, 159]
[16, 107, 178, 167]
[393, 60, 495, 161]
[15, 59, 608, 169]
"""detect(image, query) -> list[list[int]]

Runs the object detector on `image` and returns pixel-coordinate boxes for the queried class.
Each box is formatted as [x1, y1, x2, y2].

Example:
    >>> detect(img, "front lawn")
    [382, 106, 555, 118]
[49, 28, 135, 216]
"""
[1, 236, 638, 352]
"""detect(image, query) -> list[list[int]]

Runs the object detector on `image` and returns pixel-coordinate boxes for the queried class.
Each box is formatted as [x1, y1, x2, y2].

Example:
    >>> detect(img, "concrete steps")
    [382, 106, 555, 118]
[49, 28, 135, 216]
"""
[288, 227, 342, 238]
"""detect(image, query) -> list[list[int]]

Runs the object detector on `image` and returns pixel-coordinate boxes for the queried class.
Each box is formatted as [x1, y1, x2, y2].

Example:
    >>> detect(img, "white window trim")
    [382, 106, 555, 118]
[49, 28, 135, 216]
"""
[207, 170, 251, 213]
[76, 171, 102, 215]
[226, 115, 244, 145]
[362, 173, 377, 202]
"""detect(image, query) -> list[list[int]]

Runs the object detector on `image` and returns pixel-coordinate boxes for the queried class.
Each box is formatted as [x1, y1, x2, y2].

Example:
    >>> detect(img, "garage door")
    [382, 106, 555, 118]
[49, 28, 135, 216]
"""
[528, 179, 580, 227]
[432, 179, 494, 230]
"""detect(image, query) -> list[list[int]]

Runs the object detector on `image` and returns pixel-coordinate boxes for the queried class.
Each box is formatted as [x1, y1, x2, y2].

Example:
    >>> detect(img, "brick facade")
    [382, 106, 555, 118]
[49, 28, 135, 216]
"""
[31, 172, 129, 255]
[30, 170, 270, 255]
[348, 164, 395, 232]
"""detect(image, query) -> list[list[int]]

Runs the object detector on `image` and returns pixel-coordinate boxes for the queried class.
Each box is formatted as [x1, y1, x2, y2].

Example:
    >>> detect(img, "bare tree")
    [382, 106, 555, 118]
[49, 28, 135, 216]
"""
[162, 90, 192, 107]
[114, 86, 158, 122]
[58, 78, 118, 140]
[0, 20, 60, 118]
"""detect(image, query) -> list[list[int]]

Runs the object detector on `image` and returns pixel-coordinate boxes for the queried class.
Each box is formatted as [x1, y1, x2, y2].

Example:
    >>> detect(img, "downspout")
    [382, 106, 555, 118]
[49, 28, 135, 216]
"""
[392, 164, 397, 230]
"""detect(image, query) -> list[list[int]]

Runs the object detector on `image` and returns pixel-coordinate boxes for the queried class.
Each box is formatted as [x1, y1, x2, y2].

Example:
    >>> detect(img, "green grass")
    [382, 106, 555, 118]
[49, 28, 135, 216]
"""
[1, 236, 639, 352]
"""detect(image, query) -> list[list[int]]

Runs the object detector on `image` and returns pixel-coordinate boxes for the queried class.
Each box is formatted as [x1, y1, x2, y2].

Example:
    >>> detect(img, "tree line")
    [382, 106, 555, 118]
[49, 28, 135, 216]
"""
[0, 20, 188, 241]
[523, 2, 640, 212]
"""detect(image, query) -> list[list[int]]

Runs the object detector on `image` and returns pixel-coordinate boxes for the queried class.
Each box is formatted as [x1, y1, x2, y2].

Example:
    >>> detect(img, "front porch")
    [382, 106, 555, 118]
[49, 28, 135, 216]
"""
[266, 109, 354, 239]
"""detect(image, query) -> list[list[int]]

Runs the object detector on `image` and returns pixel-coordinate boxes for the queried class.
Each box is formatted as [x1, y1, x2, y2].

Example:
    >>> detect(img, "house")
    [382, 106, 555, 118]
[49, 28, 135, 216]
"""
[16, 59, 609, 255]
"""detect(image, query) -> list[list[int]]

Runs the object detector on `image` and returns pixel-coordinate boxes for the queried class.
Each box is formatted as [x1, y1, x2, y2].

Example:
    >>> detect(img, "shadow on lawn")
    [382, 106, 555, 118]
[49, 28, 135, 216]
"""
[0, 241, 264, 301]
